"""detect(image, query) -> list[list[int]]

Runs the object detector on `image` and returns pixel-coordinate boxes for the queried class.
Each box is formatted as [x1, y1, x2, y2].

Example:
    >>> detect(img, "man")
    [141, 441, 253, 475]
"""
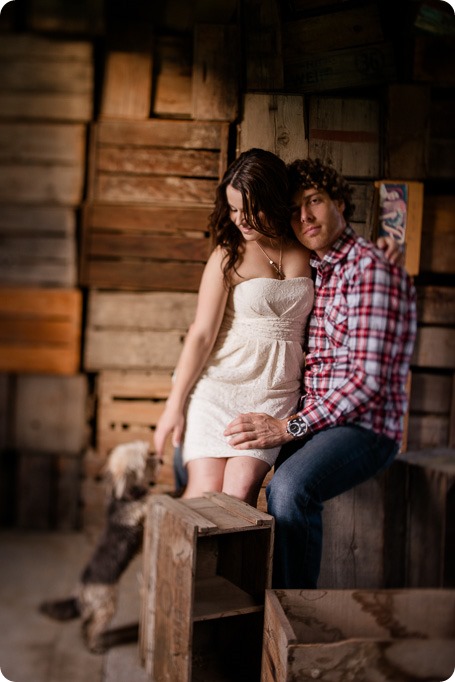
[224, 158, 417, 588]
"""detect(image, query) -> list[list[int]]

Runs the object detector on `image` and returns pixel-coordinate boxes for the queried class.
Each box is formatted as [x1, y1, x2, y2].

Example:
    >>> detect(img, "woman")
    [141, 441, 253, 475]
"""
[154, 149, 314, 506]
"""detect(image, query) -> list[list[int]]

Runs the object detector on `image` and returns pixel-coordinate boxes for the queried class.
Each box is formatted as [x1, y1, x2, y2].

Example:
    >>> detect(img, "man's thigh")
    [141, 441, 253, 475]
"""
[268, 425, 398, 504]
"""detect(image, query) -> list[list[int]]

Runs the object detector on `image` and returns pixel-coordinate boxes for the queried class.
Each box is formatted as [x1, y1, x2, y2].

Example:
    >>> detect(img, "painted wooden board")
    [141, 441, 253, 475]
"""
[87, 120, 229, 205]
[238, 93, 307, 163]
[0, 205, 77, 287]
[0, 287, 82, 375]
[309, 97, 380, 178]
[192, 24, 239, 121]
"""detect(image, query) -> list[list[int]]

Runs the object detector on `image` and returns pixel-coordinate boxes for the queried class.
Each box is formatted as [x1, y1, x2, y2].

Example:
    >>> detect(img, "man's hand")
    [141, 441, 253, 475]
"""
[224, 412, 292, 450]
[376, 235, 405, 267]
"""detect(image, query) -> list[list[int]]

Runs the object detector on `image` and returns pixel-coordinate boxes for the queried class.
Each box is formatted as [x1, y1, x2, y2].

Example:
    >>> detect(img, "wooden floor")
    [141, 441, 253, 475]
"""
[0, 530, 148, 682]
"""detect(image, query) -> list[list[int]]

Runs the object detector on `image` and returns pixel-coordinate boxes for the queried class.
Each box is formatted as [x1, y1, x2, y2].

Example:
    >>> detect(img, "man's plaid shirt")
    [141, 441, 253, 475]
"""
[298, 225, 417, 444]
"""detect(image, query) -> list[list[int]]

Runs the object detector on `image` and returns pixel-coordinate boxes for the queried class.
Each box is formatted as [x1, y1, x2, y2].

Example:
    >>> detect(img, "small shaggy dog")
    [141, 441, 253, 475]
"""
[39, 440, 157, 653]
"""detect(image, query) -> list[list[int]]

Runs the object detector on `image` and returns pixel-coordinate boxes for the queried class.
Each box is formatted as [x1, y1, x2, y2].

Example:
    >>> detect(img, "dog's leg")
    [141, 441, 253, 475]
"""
[80, 583, 118, 654]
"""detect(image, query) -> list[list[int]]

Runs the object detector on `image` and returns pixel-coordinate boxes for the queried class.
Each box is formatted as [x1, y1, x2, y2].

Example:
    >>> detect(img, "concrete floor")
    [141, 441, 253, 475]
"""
[0, 530, 148, 682]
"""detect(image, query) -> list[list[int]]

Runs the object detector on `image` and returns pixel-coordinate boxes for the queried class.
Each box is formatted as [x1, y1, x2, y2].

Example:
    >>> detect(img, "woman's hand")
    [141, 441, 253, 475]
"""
[154, 405, 185, 459]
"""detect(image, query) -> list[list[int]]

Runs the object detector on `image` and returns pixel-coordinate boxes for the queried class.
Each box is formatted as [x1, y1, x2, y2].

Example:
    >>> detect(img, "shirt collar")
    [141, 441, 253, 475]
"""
[309, 224, 356, 271]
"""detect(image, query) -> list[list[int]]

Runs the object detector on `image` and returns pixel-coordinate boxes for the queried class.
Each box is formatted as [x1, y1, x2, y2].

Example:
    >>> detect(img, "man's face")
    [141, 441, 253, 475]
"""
[290, 188, 346, 259]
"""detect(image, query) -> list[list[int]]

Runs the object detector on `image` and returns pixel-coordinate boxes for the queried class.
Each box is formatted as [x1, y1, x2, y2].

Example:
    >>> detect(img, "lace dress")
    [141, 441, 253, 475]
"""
[182, 276, 314, 467]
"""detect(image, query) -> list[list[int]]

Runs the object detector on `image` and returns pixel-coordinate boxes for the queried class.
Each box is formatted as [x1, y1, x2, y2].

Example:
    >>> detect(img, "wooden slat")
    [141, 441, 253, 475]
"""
[410, 372, 453, 414]
[420, 195, 455, 273]
[385, 84, 431, 180]
[84, 290, 196, 372]
[417, 286, 455, 325]
[153, 35, 192, 118]
[284, 42, 396, 93]
[309, 97, 380, 178]
[14, 374, 88, 454]
[413, 327, 455, 369]
[26, 0, 104, 34]
[100, 50, 153, 120]
[95, 119, 229, 149]
[242, 0, 283, 91]
[238, 93, 308, 163]
[283, 4, 384, 57]
[0, 288, 81, 375]
[192, 24, 239, 121]
[428, 96, 455, 180]
[82, 203, 210, 234]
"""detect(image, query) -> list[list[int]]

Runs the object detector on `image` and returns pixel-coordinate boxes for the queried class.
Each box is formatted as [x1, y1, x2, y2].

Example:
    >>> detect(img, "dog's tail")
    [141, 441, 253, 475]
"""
[39, 596, 81, 621]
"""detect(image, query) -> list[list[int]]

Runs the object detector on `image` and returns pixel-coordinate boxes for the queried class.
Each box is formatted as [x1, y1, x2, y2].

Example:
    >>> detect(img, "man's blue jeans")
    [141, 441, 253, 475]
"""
[266, 425, 398, 589]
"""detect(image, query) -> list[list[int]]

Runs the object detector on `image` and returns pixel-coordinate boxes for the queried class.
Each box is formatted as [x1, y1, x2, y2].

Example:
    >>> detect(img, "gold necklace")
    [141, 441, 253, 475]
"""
[256, 239, 284, 279]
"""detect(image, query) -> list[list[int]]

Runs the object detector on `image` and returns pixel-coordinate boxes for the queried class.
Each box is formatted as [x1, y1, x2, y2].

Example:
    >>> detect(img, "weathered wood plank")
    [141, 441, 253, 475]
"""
[0, 165, 84, 205]
[95, 119, 229, 149]
[242, 0, 283, 90]
[0, 123, 86, 164]
[192, 24, 239, 121]
[238, 93, 307, 163]
[86, 290, 197, 328]
[283, 4, 384, 57]
[408, 414, 450, 449]
[410, 372, 453, 414]
[100, 50, 153, 120]
[153, 35, 192, 117]
[417, 286, 455, 324]
[0, 288, 82, 375]
[0, 92, 93, 121]
[97, 147, 220, 176]
[284, 42, 396, 93]
[309, 97, 380, 178]
[413, 327, 455, 369]
[82, 203, 210, 234]
[420, 195, 455, 273]
[26, 0, 104, 34]
[385, 84, 431, 180]
[14, 374, 88, 454]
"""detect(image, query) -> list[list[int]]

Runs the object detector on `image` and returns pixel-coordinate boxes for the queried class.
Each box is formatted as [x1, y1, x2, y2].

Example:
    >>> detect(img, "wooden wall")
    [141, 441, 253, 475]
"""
[0, 0, 454, 530]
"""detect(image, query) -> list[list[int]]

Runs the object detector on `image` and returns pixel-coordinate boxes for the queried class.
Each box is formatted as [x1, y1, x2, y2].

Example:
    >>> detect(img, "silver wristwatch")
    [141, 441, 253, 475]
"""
[286, 414, 308, 439]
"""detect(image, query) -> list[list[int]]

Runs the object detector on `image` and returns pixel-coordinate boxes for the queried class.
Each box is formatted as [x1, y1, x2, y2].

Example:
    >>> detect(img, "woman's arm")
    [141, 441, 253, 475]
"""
[154, 247, 229, 457]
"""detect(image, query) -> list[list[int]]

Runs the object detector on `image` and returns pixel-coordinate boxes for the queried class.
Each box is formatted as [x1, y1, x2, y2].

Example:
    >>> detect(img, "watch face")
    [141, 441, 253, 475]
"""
[287, 416, 307, 438]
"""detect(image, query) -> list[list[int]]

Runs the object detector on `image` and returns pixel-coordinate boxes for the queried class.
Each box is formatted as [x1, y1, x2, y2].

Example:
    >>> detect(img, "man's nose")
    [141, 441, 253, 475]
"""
[300, 205, 313, 223]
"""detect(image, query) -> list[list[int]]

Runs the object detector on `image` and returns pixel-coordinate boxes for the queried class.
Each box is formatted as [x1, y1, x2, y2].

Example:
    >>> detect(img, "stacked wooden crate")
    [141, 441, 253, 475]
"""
[80, 12, 237, 526]
[0, 34, 93, 528]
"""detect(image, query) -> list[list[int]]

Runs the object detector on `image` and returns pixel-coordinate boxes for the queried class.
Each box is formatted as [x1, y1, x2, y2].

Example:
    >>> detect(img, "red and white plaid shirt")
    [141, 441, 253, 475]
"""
[298, 225, 417, 444]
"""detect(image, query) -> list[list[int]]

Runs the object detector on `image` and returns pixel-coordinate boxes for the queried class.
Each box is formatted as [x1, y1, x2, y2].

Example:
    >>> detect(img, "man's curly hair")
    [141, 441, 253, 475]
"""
[287, 158, 355, 221]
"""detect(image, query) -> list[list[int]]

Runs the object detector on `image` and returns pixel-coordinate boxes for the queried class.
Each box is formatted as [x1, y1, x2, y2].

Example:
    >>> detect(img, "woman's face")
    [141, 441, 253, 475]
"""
[226, 184, 264, 241]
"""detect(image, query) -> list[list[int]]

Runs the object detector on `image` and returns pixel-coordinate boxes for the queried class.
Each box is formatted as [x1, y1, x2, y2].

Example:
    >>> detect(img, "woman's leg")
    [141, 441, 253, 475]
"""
[223, 456, 271, 507]
[182, 457, 227, 498]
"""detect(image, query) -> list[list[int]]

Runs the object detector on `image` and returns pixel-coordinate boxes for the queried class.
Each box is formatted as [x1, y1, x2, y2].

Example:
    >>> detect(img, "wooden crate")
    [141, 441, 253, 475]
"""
[152, 35, 192, 118]
[142, 492, 274, 682]
[284, 42, 396, 93]
[429, 96, 455, 180]
[16, 449, 82, 530]
[26, 0, 104, 34]
[309, 97, 380, 178]
[261, 589, 455, 682]
[393, 448, 455, 588]
[238, 93, 308, 163]
[80, 203, 210, 292]
[420, 195, 455, 274]
[87, 119, 229, 205]
[95, 370, 175, 490]
[192, 23, 239, 122]
[0, 287, 82, 375]
[13, 374, 88, 454]
[385, 84, 431, 180]
[408, 371, 454, 449]
[318, 466, 406, 589]
[0, 205, 77, 288]
[0, 34, 93, 122]
[84, 290, 197, 372]
[100, 50, 153, 121]
[242, 0, 283, 91]
[0, 122, 86, 205]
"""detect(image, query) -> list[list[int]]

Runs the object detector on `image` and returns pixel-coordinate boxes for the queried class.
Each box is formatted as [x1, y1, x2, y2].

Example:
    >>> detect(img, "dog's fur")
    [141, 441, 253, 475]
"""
[39, 440, 156, 653]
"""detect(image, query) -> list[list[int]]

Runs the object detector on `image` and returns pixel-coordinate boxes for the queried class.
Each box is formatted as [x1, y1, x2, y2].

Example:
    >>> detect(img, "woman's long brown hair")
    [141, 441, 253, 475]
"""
[209, 148, 294, 286]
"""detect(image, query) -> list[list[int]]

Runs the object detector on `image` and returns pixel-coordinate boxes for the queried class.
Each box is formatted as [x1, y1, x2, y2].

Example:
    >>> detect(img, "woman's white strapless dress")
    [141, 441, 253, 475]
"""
[182, 277, 314, 467]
